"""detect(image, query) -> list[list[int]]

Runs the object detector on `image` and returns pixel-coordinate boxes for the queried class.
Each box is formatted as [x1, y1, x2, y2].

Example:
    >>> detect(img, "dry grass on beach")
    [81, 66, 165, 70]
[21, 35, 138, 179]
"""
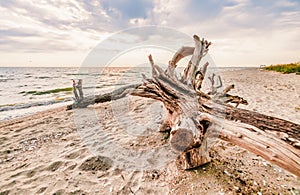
[263, 62, 300, 74]
[0, 69, 299, 194]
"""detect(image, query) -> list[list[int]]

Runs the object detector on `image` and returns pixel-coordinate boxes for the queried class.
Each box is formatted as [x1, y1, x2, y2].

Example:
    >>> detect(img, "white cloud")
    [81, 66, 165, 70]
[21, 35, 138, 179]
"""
[0, 0, 299, 67]
[0, 0, 113, 52]
[274, 0, 297, 8]
[144, 0, 300, 66]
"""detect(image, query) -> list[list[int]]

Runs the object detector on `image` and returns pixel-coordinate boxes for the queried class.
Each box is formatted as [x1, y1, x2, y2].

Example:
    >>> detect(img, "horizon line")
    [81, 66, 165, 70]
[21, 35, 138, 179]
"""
[0, 65, 261, 68]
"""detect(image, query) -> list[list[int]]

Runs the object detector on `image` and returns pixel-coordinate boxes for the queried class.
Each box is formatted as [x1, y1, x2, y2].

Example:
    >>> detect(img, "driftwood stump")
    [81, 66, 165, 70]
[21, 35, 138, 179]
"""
[67, 35, 300, 177]
[130, 35, 300, 176]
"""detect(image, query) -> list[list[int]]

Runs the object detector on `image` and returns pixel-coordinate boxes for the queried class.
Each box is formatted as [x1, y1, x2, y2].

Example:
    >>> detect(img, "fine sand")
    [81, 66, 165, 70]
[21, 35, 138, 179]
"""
[0, 68, 299, 194]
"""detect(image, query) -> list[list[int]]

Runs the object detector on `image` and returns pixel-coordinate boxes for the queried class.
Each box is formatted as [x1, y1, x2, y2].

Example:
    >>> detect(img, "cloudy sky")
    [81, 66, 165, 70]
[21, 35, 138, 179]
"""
[1, 0, 299, 67]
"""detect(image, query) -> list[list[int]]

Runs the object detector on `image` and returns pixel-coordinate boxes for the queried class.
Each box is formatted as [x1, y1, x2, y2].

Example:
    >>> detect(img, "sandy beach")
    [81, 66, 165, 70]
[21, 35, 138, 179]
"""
[0, 68, 299, 194]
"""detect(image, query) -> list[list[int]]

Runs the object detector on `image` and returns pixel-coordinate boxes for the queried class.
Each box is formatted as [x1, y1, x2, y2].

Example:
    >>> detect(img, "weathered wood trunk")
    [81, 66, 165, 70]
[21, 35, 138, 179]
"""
[205, 103, 300, 145]
[66, 35, 300, 177]
[66, 84, 139, 110]
[130, 35, 300, 176]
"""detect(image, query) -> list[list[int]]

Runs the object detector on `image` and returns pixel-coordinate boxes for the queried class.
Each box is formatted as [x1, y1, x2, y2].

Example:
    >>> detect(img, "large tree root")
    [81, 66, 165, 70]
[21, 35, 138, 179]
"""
[67, 35, 300, 177]
[130, 35, 300, 176]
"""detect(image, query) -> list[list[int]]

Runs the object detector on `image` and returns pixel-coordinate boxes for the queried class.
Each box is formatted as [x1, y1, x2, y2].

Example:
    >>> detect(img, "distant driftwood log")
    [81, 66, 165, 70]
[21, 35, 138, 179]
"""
[67, 35, 300, 177]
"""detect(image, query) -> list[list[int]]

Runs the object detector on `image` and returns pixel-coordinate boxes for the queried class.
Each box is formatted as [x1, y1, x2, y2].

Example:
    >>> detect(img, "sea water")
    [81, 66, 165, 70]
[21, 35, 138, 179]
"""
[0, 67, 152, 121]
[0, 66, 249, 121]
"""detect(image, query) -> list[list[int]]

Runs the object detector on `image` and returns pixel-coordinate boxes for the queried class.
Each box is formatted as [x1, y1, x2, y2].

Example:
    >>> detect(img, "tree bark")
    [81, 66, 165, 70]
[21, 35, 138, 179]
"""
[67, 35, 300, 176]
[66, 84, 139, 110]
[131, 61, 300, 175]
[202, 113, 300, 176]
[204, 103, 300, 145]
[130, 35, 300, 176]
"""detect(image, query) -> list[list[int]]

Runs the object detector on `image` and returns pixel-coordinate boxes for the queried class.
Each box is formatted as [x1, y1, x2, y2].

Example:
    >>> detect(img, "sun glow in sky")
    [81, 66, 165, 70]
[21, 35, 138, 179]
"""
[1, 0, 300, 67]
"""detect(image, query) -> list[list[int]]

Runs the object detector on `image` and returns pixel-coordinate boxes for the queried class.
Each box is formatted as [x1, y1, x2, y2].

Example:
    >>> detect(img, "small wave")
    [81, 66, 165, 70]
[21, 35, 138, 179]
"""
[19, 87, 73, 95]
[95, 83, 126, 89]
[66, 73, 91, 76]
[0, 78, 14, 82]
[108, 73, 121, 76]
[0, 98, 72, 112]
[0, 103, 16, 108]
[35, 76, 52, 79]
[91, 73, 105, 76]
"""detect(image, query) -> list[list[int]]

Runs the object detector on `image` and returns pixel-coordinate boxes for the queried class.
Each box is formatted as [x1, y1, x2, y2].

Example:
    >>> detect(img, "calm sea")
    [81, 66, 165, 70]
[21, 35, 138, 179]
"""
[0, 66, 248, 121]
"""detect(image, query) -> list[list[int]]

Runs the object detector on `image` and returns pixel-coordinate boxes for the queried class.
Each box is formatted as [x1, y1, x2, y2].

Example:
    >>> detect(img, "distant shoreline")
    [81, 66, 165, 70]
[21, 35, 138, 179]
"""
[0, 66, 258, 68]
[262, 62, 300, 74]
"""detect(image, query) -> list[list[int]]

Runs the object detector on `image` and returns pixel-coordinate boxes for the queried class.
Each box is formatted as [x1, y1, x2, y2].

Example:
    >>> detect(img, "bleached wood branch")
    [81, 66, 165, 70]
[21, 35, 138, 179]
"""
[130, 34, 300, 176]
[67, 34, 300, 177]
